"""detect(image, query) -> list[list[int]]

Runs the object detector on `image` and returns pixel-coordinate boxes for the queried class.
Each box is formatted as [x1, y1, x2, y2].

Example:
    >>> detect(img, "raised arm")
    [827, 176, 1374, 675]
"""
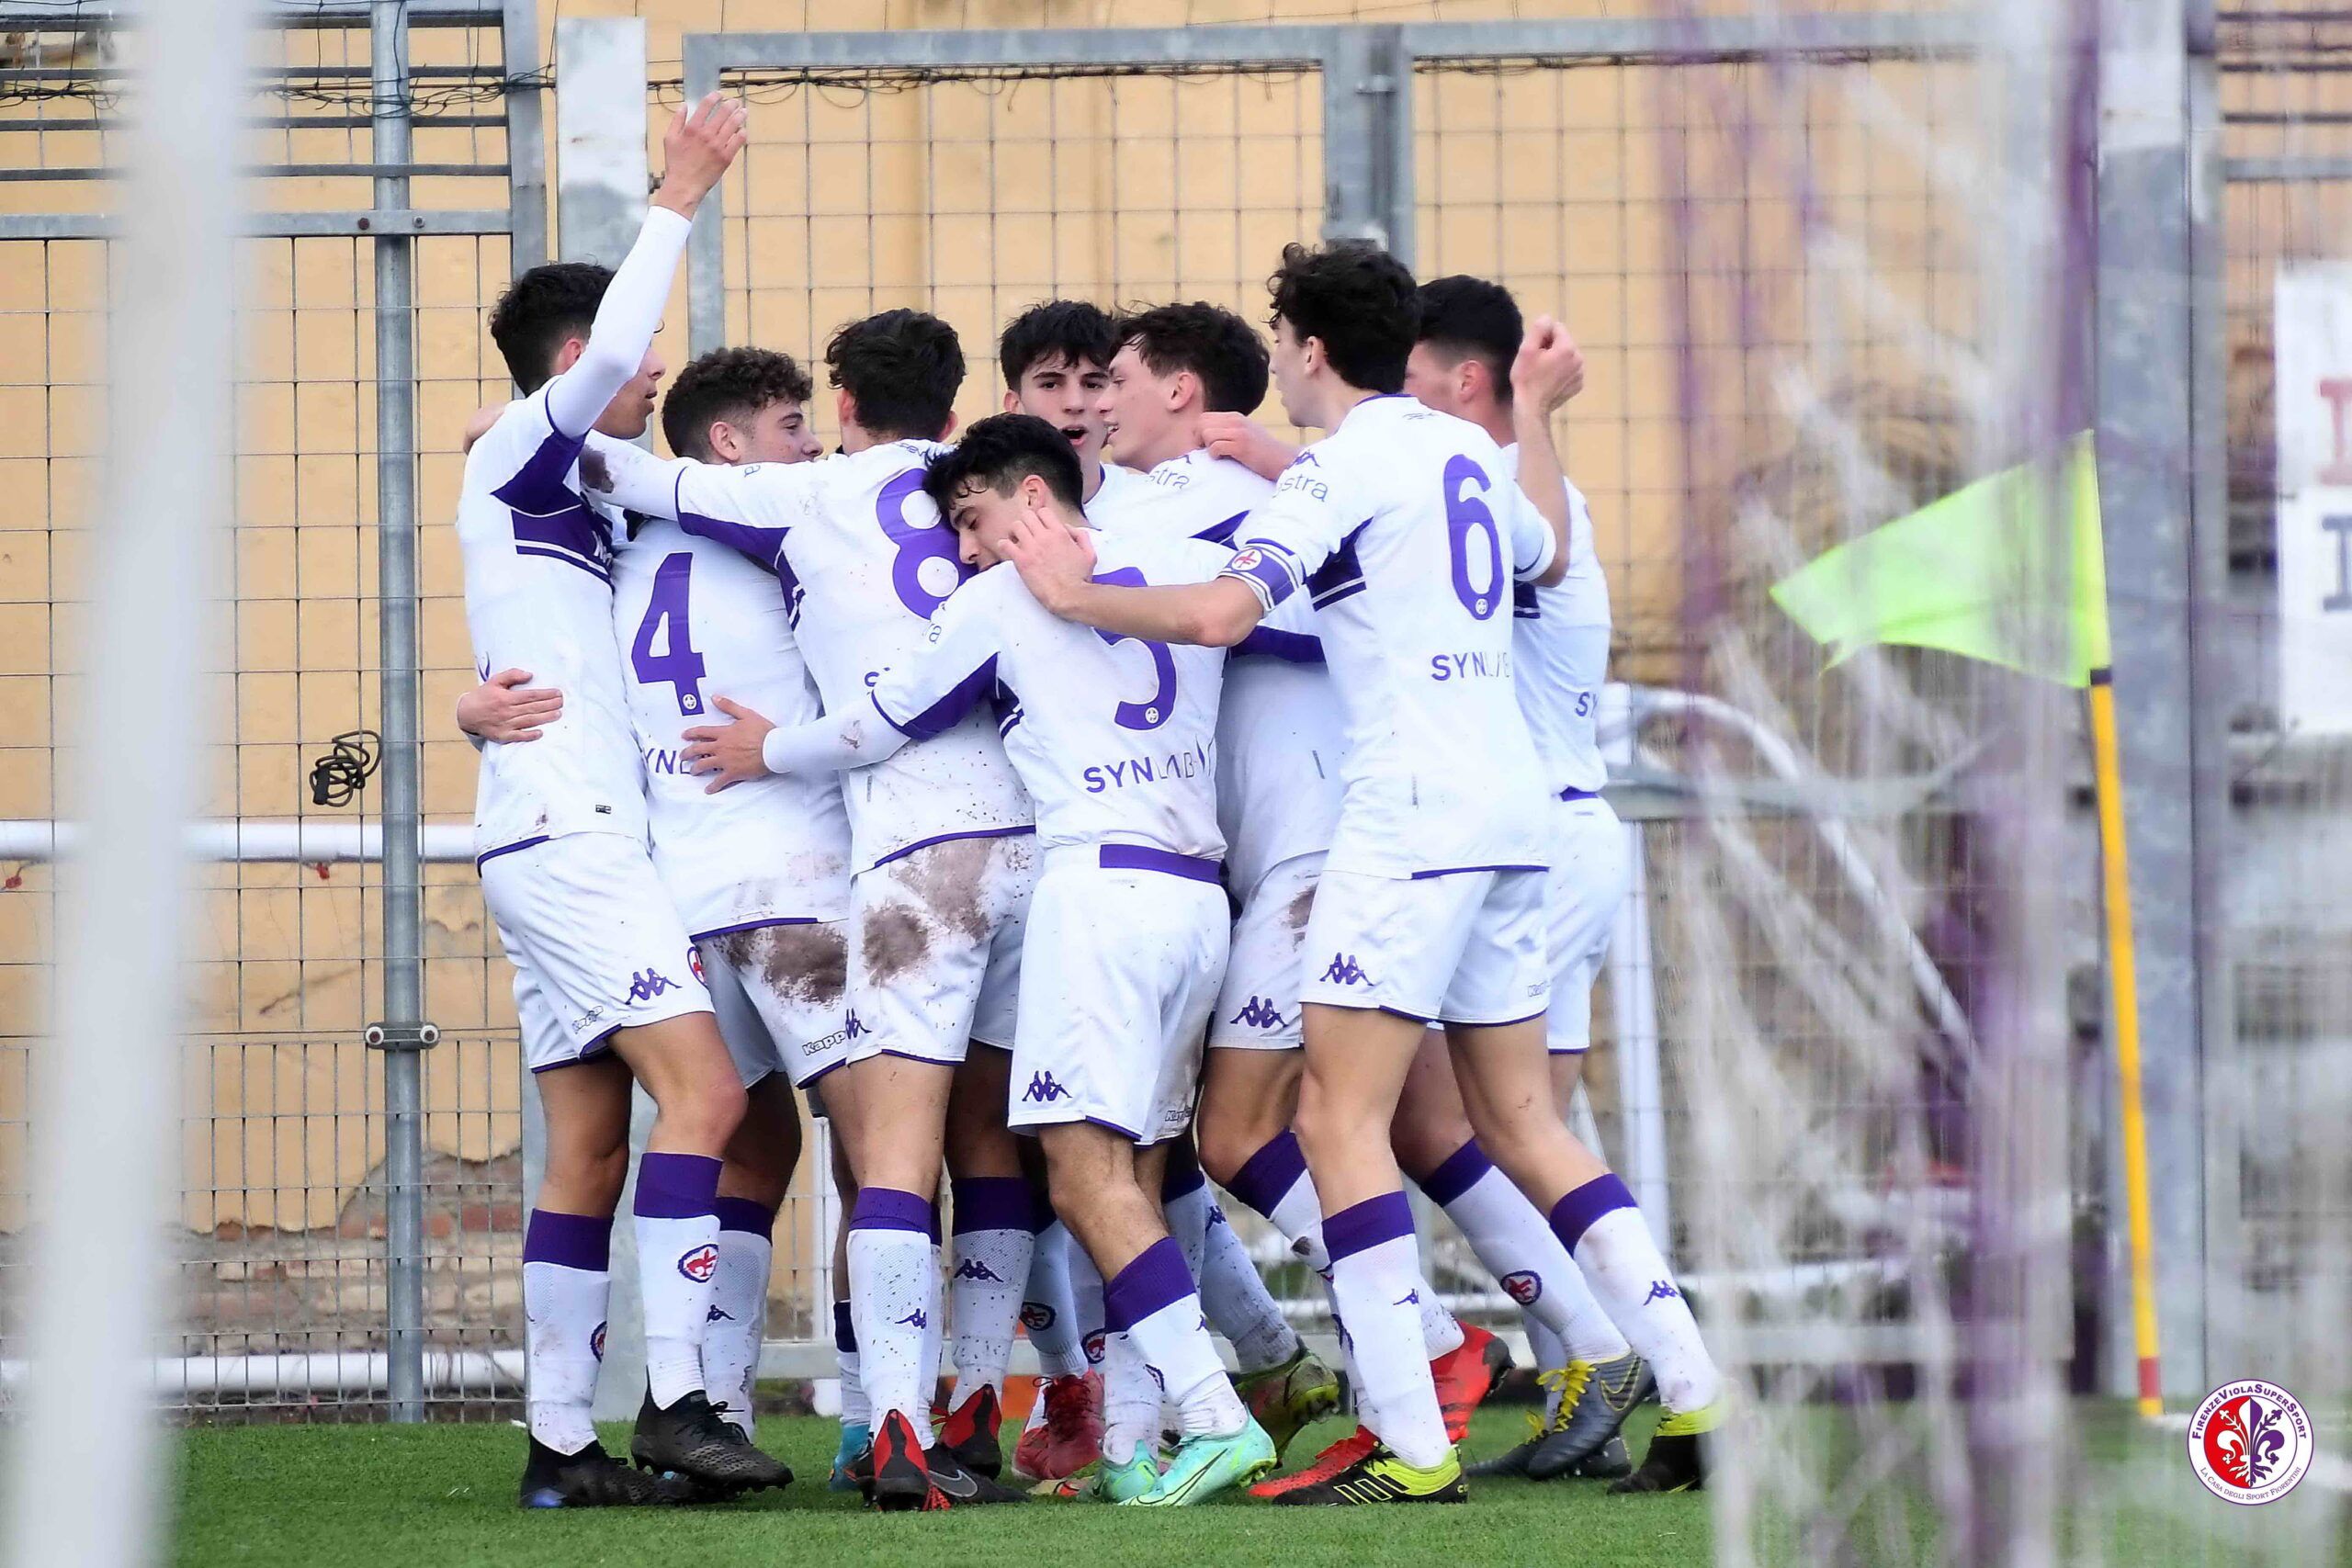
[1508, 315, 1584, 588]
[541, 95, 746, 439]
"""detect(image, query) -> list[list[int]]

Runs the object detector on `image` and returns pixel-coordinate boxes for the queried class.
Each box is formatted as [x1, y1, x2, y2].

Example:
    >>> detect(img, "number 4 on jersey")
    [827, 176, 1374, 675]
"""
[630, 551, 707, 715]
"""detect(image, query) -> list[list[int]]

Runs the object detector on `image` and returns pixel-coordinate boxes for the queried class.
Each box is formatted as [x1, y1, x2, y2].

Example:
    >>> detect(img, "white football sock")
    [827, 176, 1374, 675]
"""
[947, 1177, 1035, 1405]
[706, 1198, 776, 1434]
[1325, 1192, 1450, 1469]
[847, 1186, 941, 1442]
[1421, 1140, 1629, 1365]
[633, 1153, 721, 1410]
[1098, 1330, 1159, 1465]
[1527, 1319, 1568, 1418]
[832, 1299, 870, 1428]
[1224, 1129, 1330, 1270]
[1200, 1204, 1299, 1373]
[521, 1210, 610, 1455]
[1104, 1235, 1245, 1442]
[1022, 1218, 1087, 1380]
[1553, 1174, 1722, 1413]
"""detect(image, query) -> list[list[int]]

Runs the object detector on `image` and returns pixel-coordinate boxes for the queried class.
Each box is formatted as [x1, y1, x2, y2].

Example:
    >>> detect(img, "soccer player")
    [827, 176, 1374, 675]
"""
[459, 345, 840, 1466]
[996, 240, 1724, 1505]
[999, 299, 1152, 512]
[575, 310, 1031, 1511]
[1401, 274, 1687, 1485]
[704, 412, 1285, 1506]
[456, 96, 791, 1507]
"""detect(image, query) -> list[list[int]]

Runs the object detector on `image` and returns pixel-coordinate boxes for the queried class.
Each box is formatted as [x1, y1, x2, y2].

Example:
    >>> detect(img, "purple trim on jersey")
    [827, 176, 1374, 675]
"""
[1558, 787, 1600, 803]
[832, 1298, 858, 1353]
[1159, 1141, 1206, 1201]
[1408, 863, 1545, 880]
[1312, 581, 1365, 610]
[1513, 581, 1541, 619]
[1417, 1139, 1495, 1208]
[1221, 547, 1297, 610]
[1226, 1130, 1308, 1219]
[872, 657, 997, 741]
[1548, 1172, 1636, 1254]
[1231, 625, 1325, 664]
[1305, 522, 1370, 606]
[850, 1186, 935, 1235]
[866, 823, 1035, 870]
[633, 1152, 721, 1220]
[715, 1196, 778, 1240]
[675, 469, 789, 570]
[1101, 1236, 1196, 1333]
[1192, 509, 1251, 547]
[523, 1208, 613, 1272]
[1323, 1190, 1415, 1264]
[993, 677, 1024, 737]
[474, 834, 549, 868]
[514, 543, 613, 583]
[949, 1177, 1034, 1235]
[1099, 844, 1221, 884]
[492, 423, 590, 513]
[689, 914, 822, 942]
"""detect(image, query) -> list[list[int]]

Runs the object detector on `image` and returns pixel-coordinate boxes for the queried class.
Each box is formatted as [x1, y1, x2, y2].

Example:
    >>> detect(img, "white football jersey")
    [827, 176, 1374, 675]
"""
[582, 436, 1034, 873]
[610, 514, 852, 940]
[870, 530, 1236, 860]
[1105, 448, 1346, 894]
[1223, 395, 1558, 877]
[1502, 445, 1612, 796]
[1090, 459, 1152, 513]
[455, 388, 646, 858]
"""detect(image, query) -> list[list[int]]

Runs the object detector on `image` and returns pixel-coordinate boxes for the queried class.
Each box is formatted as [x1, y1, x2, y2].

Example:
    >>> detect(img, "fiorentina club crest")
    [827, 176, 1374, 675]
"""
[2187, 1380, 2314, 1505]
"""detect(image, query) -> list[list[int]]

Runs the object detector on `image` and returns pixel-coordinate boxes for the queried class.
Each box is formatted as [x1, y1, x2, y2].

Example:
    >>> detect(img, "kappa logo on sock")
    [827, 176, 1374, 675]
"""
[676, 1244, 718, 1283]
[627, 968, 679, 1004]
[1392, 1288, 1421, 1307]
[1319, 953, 1373, 987]
[591, 1322, 607, 1361]
[1021, 1070, 1071, 1103]
[1500, 1269, 1544, 1306]
[952, 1258, 1005, 1283]
[1207, 1204, 1229, 1229]
[1228, 995, 1284, 1030]
[1145, 1365, 1166, 1393]
[1082, 1330, 1107, 1365]
[1020, 1302, 1057, 1331]
[707, 1304, 733, 1324]
[896, 1309, 929, 1330]
[1644, 1279, 1680, 1304]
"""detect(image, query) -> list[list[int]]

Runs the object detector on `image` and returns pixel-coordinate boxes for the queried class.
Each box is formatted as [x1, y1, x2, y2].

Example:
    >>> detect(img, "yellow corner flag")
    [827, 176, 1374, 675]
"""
[1768, 432, 2110, 688]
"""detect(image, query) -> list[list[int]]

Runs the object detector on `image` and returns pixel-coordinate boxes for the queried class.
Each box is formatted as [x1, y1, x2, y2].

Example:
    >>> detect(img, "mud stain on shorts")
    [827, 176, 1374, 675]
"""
[1285, 882, 1317, 933]
[861, 903, 932, 983]
[897, 836, 997, 943]
[718, 922, 847, 1009]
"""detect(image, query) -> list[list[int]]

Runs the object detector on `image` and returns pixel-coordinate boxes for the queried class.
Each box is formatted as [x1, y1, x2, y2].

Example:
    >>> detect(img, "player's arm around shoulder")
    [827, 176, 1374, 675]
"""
[1003, 513, 1265, 649]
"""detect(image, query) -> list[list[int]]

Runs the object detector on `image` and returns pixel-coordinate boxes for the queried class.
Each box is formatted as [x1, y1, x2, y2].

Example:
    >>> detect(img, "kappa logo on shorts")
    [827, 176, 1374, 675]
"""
[627, 969, 679, 1004]
[1499, 1269, 1544, 1306]
[1022, 1070, 1071, 1103]
[843, 1010, 867, 1042]
[1319, 953, 1374, 987]
[676, 1244, 718, 1283]
[1228, 995, 1285, 1031]
[1020, 1302, 1057, 1332]
[952, 1258, 1004, 1284]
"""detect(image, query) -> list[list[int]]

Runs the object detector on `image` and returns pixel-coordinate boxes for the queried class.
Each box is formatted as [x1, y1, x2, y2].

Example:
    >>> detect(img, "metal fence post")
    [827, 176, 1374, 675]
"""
[2094, 0, 2209, 1404]
[1321, 25, 1414, 267]
[369, 0, 433, 1424]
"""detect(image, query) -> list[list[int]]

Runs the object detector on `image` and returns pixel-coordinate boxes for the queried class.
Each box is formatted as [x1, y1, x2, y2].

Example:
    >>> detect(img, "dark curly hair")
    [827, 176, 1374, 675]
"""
[1115, 301, 1270, 414]
[661, 347, 815, 459]
[1415, 275, 1523, 408]
[998, 299, 1120, 389]
[488, 261, 611, 392]
[825, 309, 965, 441]
[922, 412, 1085, 522]
[1267, 240, 1419, 394]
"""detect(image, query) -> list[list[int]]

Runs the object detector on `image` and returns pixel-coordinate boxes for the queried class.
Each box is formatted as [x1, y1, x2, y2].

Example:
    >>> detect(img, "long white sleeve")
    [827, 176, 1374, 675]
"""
[762, 706, 907, 775]
[541, 206, 694, 439]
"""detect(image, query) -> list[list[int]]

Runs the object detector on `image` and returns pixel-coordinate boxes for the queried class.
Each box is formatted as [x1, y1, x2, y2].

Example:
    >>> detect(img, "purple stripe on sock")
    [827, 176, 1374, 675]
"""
[1226, 1130, 1307, 1219]
[1159, 1142, 1206, 1201]
[632, 1152, 721, 1219]
[1548, 1172, 1636, 1255]
[1323, 1190, 1415, 1265]
[850, 1185, 935, 1235]
[1101, 1235, 1198, 1333]
[714, 1196, 777, 1239]
[950, 1176, 1035, 1235]
[523, 1208, 612, 1272]
[832, 1299, 857, 1354]
[1418, 1139, 1495, 1208]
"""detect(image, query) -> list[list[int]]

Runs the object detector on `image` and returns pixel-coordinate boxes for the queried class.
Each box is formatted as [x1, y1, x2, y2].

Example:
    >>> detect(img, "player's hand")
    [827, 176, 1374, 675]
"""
[457, 669, 562, 742]
[1511, 316, 1585, 415]
[1200, 412, 1299, 481]
[681, 695, 775, 793]
[652, 93, 749, 219]
[1001, 514, 1098, 618]
[460, 403, 501, 455]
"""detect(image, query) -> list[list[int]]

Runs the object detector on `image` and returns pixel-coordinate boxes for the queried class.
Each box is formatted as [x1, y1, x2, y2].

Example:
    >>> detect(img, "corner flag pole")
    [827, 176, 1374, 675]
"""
[2086, 668, 2163, 1417]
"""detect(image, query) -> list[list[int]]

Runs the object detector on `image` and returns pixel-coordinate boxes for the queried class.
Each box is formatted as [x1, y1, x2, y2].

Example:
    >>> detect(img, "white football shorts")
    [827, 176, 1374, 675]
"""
[1544, 792, 1632, 1053]
[698, 918, 854, 1088]
[1296, 863, 1550, 1027]
[1009, 845, 1230, 1145]
[478, 830, 711, 1073]
[1207, 852, 1324, 1052]
[847, 830, 1036, 1068]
